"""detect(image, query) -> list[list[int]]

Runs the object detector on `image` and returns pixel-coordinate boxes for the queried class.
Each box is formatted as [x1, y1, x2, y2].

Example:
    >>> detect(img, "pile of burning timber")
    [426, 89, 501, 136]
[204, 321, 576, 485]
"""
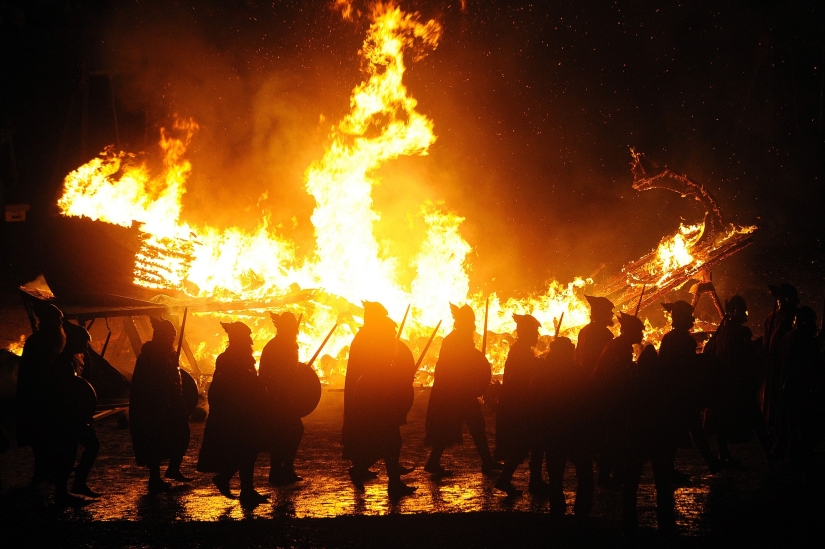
[34, 151, 757, 393]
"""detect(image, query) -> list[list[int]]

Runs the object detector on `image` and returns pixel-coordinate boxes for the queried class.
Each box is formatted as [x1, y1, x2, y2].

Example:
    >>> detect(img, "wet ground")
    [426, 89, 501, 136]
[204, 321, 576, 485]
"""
[1, 387, 823, 548]
[2, 290, 824, 547]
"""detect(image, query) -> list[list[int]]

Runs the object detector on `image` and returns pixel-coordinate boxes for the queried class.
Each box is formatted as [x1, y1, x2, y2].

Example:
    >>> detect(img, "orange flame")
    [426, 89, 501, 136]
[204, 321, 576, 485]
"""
[4, 335, 26, 356]
[54, 2, 748, 382]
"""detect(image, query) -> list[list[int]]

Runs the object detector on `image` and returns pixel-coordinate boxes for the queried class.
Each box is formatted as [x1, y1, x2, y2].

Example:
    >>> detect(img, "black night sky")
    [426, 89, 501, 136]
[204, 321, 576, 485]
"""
[1, 0, 823, 329]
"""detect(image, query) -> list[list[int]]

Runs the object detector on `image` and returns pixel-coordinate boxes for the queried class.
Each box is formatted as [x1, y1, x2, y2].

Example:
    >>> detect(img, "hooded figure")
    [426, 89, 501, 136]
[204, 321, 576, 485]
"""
[590, 311, 645, 487]
[763, 283, 801, 434]
[198, 321, 268, 506]
[494, 314, 543, 497]
[423, 304, 495, 477]
[16, 303, 65, 484]
[343, 301, 417, 498]
[259, 311, 305, 486]
[659, 301, 720, 476]
[129, 317, 191, 494]
[575, 295, 615, 376]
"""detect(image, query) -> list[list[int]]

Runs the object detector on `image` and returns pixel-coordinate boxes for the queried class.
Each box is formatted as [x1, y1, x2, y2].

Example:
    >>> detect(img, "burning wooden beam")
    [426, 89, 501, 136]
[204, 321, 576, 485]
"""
[594, 151, 756, 313]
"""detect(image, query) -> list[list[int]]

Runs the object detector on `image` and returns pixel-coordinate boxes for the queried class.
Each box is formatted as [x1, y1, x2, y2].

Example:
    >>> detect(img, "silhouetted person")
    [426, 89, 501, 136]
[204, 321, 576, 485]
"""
[659, 301, 720, 477]
[495, 314, 543, 497]
[591, 311, 644, 487]
[129, 317, 191, 494]
[533, 336, 594, 518]
[424, 303, 496, 477]
[623, 344, 676, 536]
[762, 283, 800, 440]
[17, 303, 65, 485]
[775, 306, 824, 472]
[49, 322, 100, 507]
[259, 311, 304, 486]
[344, 301, 417, 498]
[198, 322, 269, 506]
[575, 295, 615, 377]
[343, 300, 387, 484]
[704, 295, 769, 464]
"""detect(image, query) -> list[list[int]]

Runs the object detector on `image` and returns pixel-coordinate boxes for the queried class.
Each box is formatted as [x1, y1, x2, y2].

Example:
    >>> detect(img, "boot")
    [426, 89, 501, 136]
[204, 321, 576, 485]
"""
[212, 474, 235, 499]
[388, 479, 417, 499]
[239, 489, 269, 507]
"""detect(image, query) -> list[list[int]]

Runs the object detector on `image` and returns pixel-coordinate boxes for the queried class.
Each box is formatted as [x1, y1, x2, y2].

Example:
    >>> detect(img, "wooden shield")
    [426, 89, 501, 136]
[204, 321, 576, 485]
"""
[292, 363, 322, 418]
[397, 384, 415, 417]
[71, 376, 97, 422]
[181, 369, 199, 415]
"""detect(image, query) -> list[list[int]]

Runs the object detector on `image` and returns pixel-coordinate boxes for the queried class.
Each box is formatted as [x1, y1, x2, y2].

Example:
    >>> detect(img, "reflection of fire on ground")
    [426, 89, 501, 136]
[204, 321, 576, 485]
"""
[46, 2, 756, 386]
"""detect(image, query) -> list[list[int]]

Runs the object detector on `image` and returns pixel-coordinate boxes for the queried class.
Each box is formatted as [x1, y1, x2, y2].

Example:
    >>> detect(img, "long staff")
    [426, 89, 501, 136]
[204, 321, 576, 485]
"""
[176, 307, 188, 363]
[415, 320, 442, 370]
[481, 296, 490, 354]
[307, 323, 338, 369]
[554, 311, 565, 337]
[396, 304, 410, 341]
[633, 285, 647, 316]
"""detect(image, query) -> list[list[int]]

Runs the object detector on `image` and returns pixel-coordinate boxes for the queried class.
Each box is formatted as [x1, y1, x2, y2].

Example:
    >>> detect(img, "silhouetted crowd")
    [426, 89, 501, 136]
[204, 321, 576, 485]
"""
[6, 283, 825, 535]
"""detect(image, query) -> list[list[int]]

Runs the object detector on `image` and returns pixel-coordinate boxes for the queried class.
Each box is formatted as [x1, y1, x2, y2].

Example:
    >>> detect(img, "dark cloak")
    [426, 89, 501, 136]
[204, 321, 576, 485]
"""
[15, 328, 65, 447]
[424, 329, 490, 448]
[343, 324, 411, 463]
[495, 339, 542, 462]
[129, 340, 190, 466]
[197, 345, 266, 473]
[259, 334, 303, 449]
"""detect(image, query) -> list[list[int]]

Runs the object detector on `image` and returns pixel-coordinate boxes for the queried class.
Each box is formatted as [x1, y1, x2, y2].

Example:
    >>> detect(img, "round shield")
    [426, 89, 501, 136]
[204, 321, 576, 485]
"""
[291, 362, 322, 418]
[397, 384, 415, 416]
[180, 369, 199, 415]
[71, 376, 97, 422]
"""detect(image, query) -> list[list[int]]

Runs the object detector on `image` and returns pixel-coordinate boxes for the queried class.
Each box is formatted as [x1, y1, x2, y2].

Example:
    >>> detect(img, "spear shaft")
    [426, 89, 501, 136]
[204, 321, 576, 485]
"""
[415, 320, 442, 370]
[308, 323, 338, 369]
[634, 285, 647, 316]
[396, 304, 410, 341]
[176, 307, 188, 363]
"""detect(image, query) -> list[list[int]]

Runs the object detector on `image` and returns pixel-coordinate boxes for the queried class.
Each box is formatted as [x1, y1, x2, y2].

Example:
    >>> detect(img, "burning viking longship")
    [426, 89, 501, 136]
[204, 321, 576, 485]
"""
[25, 2, 756, 393]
